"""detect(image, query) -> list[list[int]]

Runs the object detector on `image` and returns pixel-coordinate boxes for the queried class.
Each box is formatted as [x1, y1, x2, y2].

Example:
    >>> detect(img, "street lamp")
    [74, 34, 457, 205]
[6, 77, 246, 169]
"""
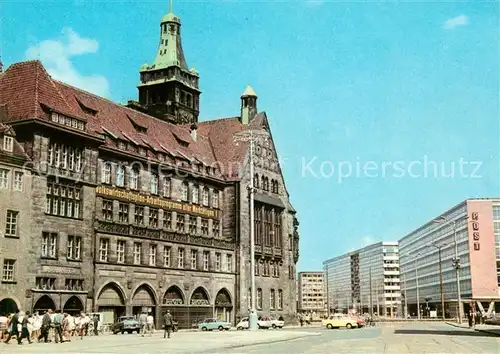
[429, 242, 447, 320]
[433, 216, 462, 324]
[233, 129, 268, 331]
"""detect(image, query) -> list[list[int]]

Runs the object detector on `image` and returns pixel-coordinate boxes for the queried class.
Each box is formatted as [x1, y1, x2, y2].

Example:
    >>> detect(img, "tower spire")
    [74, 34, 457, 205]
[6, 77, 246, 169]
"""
[169, 0, 173, 13]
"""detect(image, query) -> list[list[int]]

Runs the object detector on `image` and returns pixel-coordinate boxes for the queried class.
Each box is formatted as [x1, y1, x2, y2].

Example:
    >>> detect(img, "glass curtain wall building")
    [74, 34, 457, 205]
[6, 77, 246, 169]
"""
[324, 242, 400, 317]
[399, 199, 500, 319]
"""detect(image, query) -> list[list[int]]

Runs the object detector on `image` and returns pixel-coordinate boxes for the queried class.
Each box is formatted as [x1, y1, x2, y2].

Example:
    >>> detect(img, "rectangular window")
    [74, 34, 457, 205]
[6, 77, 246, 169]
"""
[176, 214, 185, 232]
[99, 239, 109, 262]
[212, 191, 219, 208]
[257, 288, 262, 309]
[41, 232, 57, 258]
[46, 181, 82, 219]
[102, 162, 111, 184]
[225, 254, 232, 273]
[163, 211, 172, 229]
[162, 177, 171, 198]
[65, 279, 84, 291]
[67, 235, 82, 260]
[254, 262, 260, 276]
[270, 289, 276, 310]
[48, 142, 83, 172]
[35, 277, 55, 290]
[189, 216, 197, 234]
[191, 185, 199, 204]
[190, 249, 197, 269]
[3, 136, 13, 152]
[163, 246, 171, 267]
[117, 240, 126, 263]
[118, 203, 129, 223]
[278, 289, 283, 309]
[201, 219, 209, 236]
[2, 260, 15, 282]
[150, 173, 159, 195]
[134, 206, 144, 225]
[215, 253, 221, 271]
[129, 168, 139, 190]
[181, 183, 188, 201]
[13, 172, 23, 191]
[149, 244, 157, 266]
[202, 188, 209, 206]
[102, 200, 113, 221]
[5, 210, 18, 237]
[0, 169, 9, 189]
[203, 251, 209, 271]
[116, 165, 125, 187]
[178, 248, 184, 268]
[212, 220, 220, 237]
[134, 243, 142, 265]
[149, 208, 158, 228]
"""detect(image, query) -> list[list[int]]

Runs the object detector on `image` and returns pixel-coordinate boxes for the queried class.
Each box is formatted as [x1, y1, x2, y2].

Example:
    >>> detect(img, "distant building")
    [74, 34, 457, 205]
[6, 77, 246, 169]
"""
[297, 271, 326, 316]
[324, 242, 400, 317]
[399, 199, 500, 319]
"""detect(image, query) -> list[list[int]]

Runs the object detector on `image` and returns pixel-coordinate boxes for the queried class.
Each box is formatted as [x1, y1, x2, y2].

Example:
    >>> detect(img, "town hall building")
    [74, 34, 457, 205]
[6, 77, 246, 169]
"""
[0, 7, 300, 328]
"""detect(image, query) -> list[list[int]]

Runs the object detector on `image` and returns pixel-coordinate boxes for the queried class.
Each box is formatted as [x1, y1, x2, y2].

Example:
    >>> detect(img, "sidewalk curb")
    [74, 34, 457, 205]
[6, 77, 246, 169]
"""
[445, 322, 467, 329]
[445, 322, 500, 336]
[221, 332, 322, 350]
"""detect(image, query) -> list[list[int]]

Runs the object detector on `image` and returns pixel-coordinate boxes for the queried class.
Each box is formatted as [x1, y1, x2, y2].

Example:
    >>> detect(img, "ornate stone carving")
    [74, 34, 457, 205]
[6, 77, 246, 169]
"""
[190, 299, 209, 306]
[164, 299, 183, 305]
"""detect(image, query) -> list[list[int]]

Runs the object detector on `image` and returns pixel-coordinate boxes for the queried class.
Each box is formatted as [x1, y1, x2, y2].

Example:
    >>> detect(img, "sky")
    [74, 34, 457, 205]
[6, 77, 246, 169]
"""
[1, 1, 498, 272]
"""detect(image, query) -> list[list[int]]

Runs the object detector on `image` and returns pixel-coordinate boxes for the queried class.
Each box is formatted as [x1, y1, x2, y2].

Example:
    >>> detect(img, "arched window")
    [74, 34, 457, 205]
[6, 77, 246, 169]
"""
[261, 176, 265, 190]
[181, 182, 188, 201]
[257, 288, 263, 309]
[150, 173, 159, 195]
[254, 174, 259, 188]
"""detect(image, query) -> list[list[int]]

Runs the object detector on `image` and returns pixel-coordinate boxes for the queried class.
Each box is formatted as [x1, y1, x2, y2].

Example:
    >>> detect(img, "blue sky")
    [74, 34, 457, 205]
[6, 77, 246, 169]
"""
[1, 1, 498, 271]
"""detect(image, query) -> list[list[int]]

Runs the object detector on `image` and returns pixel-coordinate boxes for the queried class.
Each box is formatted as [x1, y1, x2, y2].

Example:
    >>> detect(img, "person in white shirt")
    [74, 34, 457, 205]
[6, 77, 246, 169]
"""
[146, 314, 154, 336]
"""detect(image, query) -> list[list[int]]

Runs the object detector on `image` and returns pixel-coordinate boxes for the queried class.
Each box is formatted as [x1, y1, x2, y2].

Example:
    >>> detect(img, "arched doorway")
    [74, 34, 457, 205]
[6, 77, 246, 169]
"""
[0, 298, 18, 316]
[215, 289, 233, 323]
[33, 295, 56, 315]
[190, 287, 211, 326]
[63, 296, 84, 315]
[97, 282, 126, 324]
[132, 284, 157, 323]
[162, 286, 188, 328]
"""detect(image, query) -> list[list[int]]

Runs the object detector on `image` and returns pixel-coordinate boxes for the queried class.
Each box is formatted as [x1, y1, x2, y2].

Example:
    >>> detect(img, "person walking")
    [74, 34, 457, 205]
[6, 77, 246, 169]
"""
[38, 309, 52, 343]
[53, 310, 64, 343]
[4, 310, 21, 344]
[139, 312, 147, 337]
[20, 312, 32, 344]
[163, 310, 173, 339]
[146, 313, 154, 336]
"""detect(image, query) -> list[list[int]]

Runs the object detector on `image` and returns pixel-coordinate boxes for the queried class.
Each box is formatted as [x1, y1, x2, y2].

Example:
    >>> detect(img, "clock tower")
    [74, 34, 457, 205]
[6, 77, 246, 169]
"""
[131, 4, 200, 124]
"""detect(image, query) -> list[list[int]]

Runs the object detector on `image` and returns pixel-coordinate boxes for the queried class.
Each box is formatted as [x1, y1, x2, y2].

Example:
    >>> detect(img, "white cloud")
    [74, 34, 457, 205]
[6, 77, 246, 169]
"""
[360, 235, 375, 247]
[26, 28, 110, 98]
[443, 15, 469, 30]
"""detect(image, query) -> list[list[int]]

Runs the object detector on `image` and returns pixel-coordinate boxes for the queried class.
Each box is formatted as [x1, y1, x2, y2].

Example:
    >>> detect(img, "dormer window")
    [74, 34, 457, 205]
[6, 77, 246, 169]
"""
[3, 136, 13, 152]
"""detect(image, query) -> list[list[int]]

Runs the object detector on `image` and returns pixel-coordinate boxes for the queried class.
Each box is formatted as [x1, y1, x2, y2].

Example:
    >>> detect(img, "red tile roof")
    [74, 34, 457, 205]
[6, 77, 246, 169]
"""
[0, 60, 268, 179]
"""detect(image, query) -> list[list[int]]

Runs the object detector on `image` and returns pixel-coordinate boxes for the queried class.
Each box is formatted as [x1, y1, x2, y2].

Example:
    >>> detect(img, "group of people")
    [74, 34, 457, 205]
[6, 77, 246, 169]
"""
[0, 309, 98, 345]
[138, 309, 175, 339]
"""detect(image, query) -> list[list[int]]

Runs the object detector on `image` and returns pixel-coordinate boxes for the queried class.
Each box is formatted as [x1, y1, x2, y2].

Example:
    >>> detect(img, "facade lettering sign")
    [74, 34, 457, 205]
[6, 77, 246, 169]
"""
[471, 212, 480, 251]
[95, 185, 219, 218]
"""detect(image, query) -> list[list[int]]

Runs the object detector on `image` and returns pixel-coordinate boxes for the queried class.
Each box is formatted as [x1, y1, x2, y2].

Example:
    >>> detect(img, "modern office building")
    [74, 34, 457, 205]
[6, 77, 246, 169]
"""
[324, 242, 401, 317]
[0, 7, 300, 328]
[297, 271, 327, 316]
[399, 199, 500, 319]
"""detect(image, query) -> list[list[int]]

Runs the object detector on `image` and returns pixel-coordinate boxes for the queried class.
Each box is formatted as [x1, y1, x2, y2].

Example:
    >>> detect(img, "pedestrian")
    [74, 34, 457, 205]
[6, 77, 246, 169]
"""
[4, 309, 21, 344]
[38, 309, 52, 343]
[163, 310, 173, 339]
[93, 315, 99, 336]
[139, 312, 147, 336]
[146, 313, 154, 336]
[53, 310, 64, 343]
[20, 311, 32, 344]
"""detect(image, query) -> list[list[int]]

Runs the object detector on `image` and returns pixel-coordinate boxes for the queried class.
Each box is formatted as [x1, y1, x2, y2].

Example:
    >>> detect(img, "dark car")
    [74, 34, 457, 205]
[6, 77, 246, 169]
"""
[112, 316, 141, 334]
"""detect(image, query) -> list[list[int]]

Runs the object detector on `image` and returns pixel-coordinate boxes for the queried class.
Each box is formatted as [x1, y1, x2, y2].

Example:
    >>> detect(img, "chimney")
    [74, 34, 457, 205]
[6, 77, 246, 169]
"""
[240, 85, 258, 125]
[190, 123, 197, 141]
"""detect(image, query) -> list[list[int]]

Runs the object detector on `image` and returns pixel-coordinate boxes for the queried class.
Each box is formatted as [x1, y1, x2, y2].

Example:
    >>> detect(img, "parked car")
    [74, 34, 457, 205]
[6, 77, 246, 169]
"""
[322, 314, 358, 329]
[112, 316, 141, 334]
[198, 318, 231, 331]
[269, 316, 285, 329]
[236, 316, 271, 330]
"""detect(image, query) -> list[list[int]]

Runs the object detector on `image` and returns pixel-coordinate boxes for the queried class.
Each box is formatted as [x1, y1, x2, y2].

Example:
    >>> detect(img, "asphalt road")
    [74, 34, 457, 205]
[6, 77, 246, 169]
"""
[213, 323, 500, 353]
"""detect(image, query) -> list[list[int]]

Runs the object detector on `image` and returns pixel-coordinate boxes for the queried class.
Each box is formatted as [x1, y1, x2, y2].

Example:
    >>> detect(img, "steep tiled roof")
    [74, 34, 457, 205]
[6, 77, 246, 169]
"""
[0, 60, 268, 179]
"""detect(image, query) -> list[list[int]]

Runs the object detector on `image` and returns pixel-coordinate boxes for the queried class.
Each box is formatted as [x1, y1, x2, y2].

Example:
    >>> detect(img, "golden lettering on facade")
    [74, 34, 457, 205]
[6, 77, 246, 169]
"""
[95, 186, 218, 218]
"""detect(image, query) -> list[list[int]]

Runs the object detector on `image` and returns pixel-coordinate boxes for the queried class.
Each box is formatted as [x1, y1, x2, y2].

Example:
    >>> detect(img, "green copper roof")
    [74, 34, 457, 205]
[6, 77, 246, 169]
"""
[241, 85, 257, 97]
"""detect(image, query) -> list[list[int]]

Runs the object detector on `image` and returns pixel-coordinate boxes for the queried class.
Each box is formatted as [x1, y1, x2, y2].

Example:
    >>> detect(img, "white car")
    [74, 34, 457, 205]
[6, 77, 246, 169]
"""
[269, 317, 284, 329]
[236, 316, 271, 330]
